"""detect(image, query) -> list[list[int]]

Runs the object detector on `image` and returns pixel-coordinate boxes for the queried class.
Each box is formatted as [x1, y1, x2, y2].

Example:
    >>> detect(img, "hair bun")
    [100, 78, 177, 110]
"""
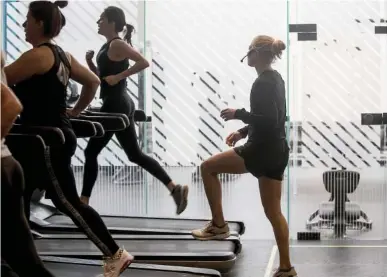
[272, 39, 286, 54]
[54, 1, 68, 9]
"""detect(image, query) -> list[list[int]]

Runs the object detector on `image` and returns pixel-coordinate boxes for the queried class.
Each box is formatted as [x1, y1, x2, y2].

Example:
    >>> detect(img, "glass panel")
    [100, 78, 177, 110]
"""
[288, 0, 387, 240]
[146, 0, 289, 238]
[3, 1, 293, 241]
[3, 1, 146, 215]
[381, 0, 387, 239]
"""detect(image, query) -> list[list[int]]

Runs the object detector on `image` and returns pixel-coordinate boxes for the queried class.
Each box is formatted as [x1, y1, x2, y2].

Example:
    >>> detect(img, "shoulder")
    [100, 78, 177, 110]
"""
[110, 39, 130, 51]
[20, 47, 48, 62]
[255, 71, 283, 90]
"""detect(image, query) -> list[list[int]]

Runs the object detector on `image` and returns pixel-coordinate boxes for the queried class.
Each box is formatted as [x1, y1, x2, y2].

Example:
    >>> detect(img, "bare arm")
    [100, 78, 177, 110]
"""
[69, 54, 100, 116]
[110, 40, 149, 81]
[86, 59, 99, 76]
[1, 82, 23, 139]
[4, 48, 48, 86]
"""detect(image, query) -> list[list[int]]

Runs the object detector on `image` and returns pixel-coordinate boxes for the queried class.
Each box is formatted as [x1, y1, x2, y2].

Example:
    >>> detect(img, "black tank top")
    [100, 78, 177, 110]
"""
[96, 37, 129, 100]
[12, 43, 71, 128]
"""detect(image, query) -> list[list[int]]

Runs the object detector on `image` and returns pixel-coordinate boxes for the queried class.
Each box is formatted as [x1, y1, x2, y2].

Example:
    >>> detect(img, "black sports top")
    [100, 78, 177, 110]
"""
[12, 43, 71, 128]
[235, 70, 287, 144]
[96, 37, 129, 100]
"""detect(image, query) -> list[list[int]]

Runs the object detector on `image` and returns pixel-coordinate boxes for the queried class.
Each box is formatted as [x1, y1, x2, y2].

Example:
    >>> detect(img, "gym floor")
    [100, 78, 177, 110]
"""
[226, 240, 387, 277]
[50, 166, 387, 276]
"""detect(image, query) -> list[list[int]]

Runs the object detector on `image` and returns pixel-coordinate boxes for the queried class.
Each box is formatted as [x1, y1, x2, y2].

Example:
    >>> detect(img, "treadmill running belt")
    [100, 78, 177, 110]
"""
[42, 257, 221, 277]
[36, 237, 238, 256]
[46, 215, 243, 234]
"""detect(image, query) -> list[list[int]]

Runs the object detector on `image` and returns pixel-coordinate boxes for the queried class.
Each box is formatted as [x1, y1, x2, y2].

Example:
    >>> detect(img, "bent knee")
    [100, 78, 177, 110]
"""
[52, 197, 84, 216]
[127, 154, 141, 163]
[200, 159, 217, 175]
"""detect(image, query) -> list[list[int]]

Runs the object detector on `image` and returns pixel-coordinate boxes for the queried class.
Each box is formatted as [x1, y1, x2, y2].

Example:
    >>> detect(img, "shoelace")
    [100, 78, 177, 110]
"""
[201, 221, 214, 232]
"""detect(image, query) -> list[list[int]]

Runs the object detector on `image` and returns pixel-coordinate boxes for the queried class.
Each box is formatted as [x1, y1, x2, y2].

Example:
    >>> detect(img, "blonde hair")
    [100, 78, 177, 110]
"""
[251, 35, 286, 61]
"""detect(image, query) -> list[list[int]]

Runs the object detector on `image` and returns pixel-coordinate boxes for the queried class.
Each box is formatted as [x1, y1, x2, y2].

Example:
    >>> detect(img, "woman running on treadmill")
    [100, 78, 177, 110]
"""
[1, 52, 56, 277]
[81, 6, 189, 214]
[191, 35, 297, 277]
[4, 2, 133, 276]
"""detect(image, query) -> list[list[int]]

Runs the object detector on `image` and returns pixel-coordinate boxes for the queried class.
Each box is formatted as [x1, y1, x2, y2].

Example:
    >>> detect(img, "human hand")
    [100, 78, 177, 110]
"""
[225, 131, 243, 147]
[104, 75, 120, 86]
[220, 108, 237, 121]
[85, 50, 94, 62]
[66, 108, 80, 118]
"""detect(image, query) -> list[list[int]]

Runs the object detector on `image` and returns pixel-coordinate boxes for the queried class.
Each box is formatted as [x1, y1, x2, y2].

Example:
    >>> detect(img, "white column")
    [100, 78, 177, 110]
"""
[137, 1, 146, 112]
[380, 0, 387, 113]
[379, 0, 387, 240]
[289, 0, 302, 197]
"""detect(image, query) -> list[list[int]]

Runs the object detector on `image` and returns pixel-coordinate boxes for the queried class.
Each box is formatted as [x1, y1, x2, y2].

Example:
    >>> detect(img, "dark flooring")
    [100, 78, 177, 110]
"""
[228, 240, 387, 277]
[39, 166, 387, 276]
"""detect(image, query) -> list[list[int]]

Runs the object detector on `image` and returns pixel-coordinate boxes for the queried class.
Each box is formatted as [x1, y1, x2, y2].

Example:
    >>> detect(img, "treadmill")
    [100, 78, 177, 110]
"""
[34, 232, 241, 273]
[30, 202, 245, 236]
[41, 256, 221, 277]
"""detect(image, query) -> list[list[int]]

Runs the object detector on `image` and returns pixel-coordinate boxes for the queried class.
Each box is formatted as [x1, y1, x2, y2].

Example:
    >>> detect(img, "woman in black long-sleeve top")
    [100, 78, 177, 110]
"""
[191, 35, 297, 277]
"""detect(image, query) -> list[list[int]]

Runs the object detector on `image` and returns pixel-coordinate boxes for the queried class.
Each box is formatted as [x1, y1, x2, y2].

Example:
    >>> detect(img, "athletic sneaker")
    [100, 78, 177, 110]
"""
[191, 221, 230, 240]
[98, 248, 134, 277]
[272, 267, 298, 277]
[171, 184, 189, 215]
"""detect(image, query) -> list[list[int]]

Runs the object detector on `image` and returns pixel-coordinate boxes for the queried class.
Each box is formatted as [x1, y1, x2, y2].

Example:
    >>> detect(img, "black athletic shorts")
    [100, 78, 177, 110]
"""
[234, 139, 289, 181]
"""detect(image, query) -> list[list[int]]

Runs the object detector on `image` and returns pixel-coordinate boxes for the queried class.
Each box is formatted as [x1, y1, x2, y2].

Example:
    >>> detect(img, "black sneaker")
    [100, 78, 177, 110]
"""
[273, 267, 298, 277]
[171, 184, 189, 215]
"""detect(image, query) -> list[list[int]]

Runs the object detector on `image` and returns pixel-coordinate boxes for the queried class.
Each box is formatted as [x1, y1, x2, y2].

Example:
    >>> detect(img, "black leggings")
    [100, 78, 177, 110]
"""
[81, 93, 172, 197]
[24, 128, 119, 257]
[1, 156, 54, 277]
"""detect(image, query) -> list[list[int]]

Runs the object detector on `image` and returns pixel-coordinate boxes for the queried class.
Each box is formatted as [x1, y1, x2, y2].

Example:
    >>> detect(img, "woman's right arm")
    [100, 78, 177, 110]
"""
[68, 54, 100, 116]
[86, 60, 99, 76]
[85, 50, 99, 76]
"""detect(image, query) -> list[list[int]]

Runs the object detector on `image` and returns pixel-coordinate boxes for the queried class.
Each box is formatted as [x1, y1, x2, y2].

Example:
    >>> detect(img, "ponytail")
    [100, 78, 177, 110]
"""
[124, 23, 135, 46]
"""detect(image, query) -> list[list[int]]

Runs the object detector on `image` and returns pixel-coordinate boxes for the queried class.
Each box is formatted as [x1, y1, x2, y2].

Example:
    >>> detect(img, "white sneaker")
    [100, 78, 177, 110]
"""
[192, 221, 230, 240]
[272, 267, 298, 277]
[97, 248, 134, 277]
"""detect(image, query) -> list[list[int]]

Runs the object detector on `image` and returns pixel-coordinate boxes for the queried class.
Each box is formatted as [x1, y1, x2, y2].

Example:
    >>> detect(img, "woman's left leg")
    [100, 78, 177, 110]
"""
[115, 118, 189, 215]
[257, 141, 297, 277]
[192, 149, 247, 240]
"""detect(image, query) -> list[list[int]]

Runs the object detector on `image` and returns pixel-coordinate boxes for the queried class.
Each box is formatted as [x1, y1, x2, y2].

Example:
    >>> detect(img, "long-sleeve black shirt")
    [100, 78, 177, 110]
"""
[235, 70, 287, 144]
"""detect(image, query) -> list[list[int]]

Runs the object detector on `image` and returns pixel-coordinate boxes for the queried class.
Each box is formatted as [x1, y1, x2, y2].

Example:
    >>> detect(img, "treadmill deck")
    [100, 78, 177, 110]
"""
[42, 256, 221, 277]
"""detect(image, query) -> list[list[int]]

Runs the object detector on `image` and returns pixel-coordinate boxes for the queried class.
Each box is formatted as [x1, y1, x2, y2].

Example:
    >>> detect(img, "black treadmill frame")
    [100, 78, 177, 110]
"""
[35, 233, 241, 273]
[41, 256, 222, 276]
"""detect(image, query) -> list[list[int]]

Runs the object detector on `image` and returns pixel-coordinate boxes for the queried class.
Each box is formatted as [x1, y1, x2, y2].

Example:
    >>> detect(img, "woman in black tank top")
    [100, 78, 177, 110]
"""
[4, 2, 135, 276]
[81, 6, 189, 215]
